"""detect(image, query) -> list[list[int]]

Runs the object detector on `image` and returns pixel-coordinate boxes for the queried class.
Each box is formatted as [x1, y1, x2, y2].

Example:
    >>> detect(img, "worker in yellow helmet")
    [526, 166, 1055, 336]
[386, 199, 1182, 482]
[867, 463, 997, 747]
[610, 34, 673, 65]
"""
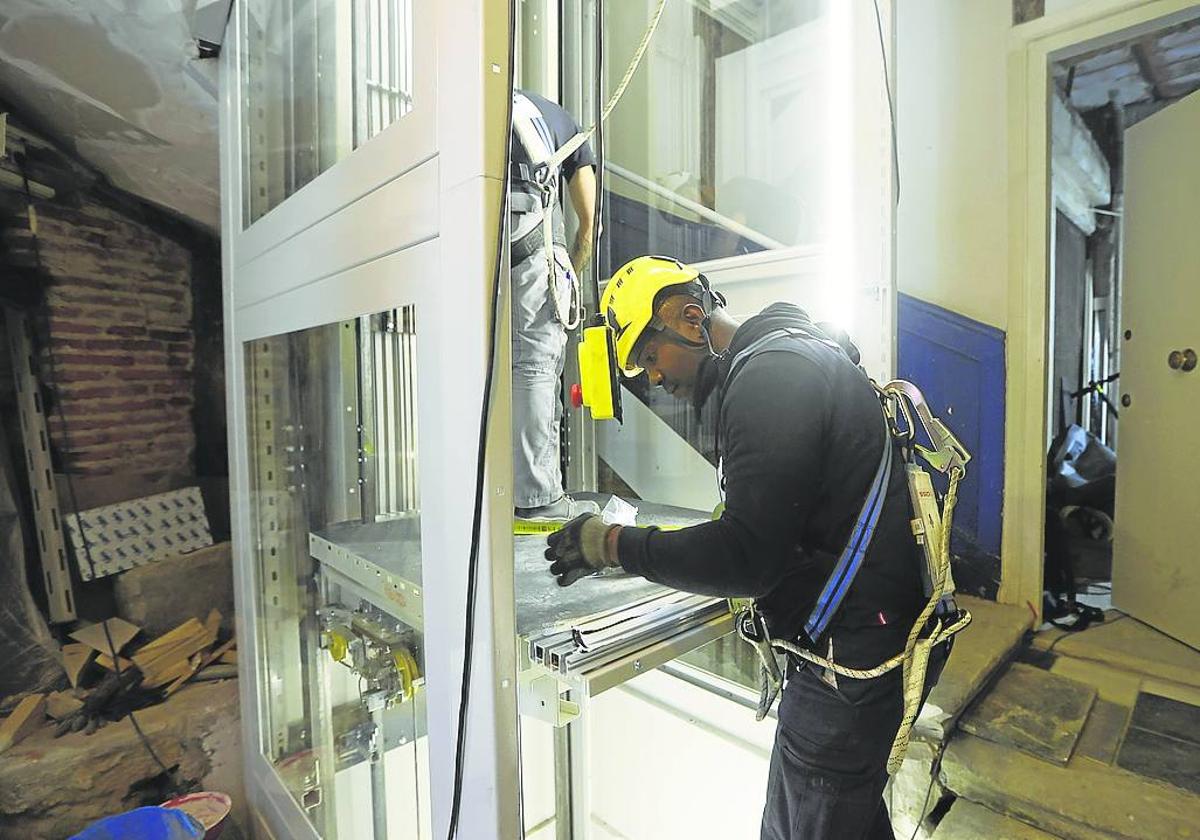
[545, 255, 951, 840]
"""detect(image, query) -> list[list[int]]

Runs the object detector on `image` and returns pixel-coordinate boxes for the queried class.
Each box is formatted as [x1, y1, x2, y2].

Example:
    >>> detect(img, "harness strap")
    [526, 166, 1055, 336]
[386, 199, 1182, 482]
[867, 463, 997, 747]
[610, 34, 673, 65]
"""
[511, 218, 567, 267]
[725, 327, 892, 644]
[725, 327, 841, 381]
[805, 424, 891, 642]
[510, 162, 545, 187]
[511, 92, 580, 328]
[727, 337, 976, 774]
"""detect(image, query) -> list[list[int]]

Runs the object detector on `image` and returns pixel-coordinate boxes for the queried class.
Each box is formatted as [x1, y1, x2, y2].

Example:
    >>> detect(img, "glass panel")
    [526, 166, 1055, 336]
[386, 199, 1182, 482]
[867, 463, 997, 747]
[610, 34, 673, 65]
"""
[241, 0, 415, 227]
[355, 0, 416, 144]
[245, 309, 429, 839]
[601, 0, 833, 271]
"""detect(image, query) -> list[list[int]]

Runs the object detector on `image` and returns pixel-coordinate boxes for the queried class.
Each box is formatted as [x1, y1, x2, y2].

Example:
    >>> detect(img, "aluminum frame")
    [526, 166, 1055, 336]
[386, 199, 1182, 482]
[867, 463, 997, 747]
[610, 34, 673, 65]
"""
[220, 2, 519, 837]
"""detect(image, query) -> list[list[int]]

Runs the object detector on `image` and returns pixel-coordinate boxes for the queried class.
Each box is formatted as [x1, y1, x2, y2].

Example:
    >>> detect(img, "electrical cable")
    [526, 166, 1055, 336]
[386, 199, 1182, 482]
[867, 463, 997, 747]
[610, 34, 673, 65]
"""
[590, 0, 605, 309]
[872, 0, 900, 203]
[16, 157, 171, 776]
[445, 1, 516, 835]
[907, 748, 942, 840]
[1046, 612, 1126, 654]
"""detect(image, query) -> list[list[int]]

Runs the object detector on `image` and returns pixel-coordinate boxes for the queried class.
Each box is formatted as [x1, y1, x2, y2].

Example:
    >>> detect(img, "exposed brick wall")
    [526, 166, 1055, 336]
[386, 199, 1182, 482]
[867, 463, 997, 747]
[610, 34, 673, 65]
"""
[26, 200, 196, 476]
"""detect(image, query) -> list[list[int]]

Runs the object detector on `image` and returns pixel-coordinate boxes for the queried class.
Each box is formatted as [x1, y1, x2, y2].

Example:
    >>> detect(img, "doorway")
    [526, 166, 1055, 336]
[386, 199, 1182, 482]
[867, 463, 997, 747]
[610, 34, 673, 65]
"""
[1042, 13, 1200, 628]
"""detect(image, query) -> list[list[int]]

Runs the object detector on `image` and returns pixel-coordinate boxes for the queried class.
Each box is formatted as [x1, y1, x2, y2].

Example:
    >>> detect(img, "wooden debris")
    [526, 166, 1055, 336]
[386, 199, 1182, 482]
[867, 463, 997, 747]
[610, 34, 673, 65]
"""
[195, 664, 238, 682]
[202, 608, 220, 638]
[204, 638, 236, 668]
[165, 631, 236, 697]
[218, 648, 237, 665]
[133, 613, 220, 689]
[164, 654, 206, 697]
[61, 643, 95, 689]
[0, 694, 46, 753]
[134, 617, 205, 659]
[69, 618, 140, 656]
[45, 691, 84, 720]
[95, 653, 136, 673]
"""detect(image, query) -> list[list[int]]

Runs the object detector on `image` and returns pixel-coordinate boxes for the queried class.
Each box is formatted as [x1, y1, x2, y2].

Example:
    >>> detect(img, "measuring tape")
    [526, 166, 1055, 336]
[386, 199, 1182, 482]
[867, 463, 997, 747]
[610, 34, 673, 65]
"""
[513, 520, 685, 536]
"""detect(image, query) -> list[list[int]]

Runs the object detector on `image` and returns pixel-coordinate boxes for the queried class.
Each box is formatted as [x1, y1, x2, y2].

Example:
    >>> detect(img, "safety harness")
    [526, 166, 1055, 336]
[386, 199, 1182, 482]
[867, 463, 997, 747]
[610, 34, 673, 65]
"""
[728, 328, 973, 774]
[508, 0, 669, 332]
[510, 92, 582, 329]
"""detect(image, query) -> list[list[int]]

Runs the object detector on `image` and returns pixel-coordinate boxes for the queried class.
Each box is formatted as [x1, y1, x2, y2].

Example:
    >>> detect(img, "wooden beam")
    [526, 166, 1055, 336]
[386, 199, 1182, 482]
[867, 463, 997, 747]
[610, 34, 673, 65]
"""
[0, 694, 46, 752]
[61, 643, 94, 688]
[1161, 54, 1200, 88]
[1060, 18, 1200, 70]
[1131, 37, 1172, 100]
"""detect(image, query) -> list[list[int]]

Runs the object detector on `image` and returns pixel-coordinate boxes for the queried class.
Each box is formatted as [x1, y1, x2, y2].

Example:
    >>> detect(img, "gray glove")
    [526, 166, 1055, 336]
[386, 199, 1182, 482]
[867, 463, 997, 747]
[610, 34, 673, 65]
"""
[545, 514, 619, 586]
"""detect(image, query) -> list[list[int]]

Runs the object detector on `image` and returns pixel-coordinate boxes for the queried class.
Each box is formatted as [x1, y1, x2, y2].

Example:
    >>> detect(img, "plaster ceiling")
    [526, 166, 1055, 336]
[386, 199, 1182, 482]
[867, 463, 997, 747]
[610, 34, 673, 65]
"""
[0, 1, 221, 229]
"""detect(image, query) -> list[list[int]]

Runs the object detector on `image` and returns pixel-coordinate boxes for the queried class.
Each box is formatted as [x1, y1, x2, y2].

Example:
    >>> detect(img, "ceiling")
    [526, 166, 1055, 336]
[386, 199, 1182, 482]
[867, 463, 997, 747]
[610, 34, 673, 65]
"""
[0, 1, 222, 229]
[2, 4, 1196, 233]
[1056, 16, 1200, 118]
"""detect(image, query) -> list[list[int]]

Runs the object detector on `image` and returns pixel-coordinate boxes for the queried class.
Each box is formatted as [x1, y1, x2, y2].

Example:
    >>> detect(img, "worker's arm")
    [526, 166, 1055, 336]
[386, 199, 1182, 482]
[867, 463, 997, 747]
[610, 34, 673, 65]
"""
[567, 164, 597, 271]
[615, 356, 831, 597]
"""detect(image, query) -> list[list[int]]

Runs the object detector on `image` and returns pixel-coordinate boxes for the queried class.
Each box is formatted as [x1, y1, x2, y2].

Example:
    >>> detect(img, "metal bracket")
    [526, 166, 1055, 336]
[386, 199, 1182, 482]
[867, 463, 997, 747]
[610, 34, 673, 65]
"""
[5, 308, 75, 622]
[518, 668, 580, 727]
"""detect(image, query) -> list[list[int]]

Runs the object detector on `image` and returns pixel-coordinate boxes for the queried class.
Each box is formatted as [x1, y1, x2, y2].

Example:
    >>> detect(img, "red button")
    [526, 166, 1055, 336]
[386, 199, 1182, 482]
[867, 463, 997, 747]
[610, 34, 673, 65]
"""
[570, 383, 583, 408]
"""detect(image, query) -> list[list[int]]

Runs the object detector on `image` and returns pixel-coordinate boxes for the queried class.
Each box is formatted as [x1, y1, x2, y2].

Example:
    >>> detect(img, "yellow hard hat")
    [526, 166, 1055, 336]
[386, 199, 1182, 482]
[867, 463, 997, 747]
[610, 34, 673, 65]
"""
[599, 255, 701, 376]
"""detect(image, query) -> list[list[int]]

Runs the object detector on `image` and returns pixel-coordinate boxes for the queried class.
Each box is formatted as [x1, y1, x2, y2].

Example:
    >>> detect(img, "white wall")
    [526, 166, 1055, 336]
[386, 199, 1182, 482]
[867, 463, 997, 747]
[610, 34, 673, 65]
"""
[896, 0, 1013, 330]
[895, 0, 1117, 330]
[1045, 0, 1101, 15]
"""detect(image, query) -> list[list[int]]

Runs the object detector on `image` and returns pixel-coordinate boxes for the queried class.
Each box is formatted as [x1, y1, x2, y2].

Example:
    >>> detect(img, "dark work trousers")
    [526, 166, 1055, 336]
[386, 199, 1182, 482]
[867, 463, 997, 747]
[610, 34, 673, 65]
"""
[761, 642, 949, 840]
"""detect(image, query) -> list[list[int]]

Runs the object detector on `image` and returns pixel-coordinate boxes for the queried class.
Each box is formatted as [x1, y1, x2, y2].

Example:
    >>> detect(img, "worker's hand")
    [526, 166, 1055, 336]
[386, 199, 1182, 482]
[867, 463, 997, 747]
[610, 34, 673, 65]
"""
[545, 514, 619, 586]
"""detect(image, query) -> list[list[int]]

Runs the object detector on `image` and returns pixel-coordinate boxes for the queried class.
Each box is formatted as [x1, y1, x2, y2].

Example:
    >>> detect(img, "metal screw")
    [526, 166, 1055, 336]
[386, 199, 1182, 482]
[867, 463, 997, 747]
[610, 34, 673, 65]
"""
[1122, 394, 1132, 407]
[633, 659, 642, 672]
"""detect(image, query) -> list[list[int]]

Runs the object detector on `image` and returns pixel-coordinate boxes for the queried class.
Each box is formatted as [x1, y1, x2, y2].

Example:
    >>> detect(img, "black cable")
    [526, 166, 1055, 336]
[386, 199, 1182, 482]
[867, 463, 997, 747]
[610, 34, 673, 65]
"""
[589, 0, 606, 313]
[445, 2, 517, 835]
[908, 748, 944, 840]
[872, 0, 900, 203]
[1046, 613, 1125, 654]
[16, 157, 171, 776]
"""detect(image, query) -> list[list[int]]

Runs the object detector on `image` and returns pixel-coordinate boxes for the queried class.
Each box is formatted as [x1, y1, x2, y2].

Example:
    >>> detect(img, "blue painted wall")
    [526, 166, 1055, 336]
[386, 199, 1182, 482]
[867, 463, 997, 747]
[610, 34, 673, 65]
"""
[897, 294, 1005, 598]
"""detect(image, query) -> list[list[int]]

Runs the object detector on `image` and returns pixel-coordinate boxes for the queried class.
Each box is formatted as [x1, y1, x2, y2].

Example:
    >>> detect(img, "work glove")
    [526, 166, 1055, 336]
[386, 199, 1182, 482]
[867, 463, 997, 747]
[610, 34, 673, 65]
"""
[544, 514, 619, 586]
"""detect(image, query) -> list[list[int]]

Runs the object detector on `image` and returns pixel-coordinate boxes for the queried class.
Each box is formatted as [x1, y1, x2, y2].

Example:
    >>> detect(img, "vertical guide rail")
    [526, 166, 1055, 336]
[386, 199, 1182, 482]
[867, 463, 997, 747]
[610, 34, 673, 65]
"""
[400, 305, 419, 513]
[352, 0, 370, 146]
[360, 307, 420, 520]
[4, 308, 75, 622]
[357, 316, 379, 522]
[4, 309, 75, 624]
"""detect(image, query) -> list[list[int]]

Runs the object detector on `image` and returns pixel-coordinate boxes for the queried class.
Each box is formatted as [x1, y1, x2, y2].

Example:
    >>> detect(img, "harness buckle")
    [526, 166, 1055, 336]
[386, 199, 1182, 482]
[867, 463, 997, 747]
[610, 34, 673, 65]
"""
[735, 606, 784, 721]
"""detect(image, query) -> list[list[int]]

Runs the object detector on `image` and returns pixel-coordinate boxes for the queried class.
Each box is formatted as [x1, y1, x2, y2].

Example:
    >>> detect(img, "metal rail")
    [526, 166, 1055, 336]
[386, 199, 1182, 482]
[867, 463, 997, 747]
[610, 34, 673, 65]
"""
[605, 161, 788, 251]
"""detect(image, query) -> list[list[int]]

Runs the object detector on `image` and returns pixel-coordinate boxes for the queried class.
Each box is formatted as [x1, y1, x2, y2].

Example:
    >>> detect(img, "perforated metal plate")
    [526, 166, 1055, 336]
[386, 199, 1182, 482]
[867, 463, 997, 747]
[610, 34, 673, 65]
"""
[64, 487, 213, 580]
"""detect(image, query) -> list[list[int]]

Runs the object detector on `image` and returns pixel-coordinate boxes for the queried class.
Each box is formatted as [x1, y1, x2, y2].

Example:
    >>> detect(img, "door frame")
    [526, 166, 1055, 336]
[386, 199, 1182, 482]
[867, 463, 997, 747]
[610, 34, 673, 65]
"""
[1003, 0, 1200, 615]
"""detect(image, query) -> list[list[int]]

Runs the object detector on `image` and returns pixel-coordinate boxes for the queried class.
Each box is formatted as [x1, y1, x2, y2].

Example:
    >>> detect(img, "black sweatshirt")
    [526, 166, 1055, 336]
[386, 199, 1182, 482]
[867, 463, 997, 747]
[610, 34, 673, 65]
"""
[617, 303, 926, 667]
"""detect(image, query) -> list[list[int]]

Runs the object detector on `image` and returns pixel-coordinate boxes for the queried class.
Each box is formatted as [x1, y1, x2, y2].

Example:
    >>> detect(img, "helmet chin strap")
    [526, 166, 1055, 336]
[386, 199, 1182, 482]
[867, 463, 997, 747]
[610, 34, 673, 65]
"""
[700, 321, 723, 360]
[651, 272, 728, 361]
[696, 272, 727, 361]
